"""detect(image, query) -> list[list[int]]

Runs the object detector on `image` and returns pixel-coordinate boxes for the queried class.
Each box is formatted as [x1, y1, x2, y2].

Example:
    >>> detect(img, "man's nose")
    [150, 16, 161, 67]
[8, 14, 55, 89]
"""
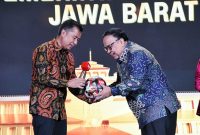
[73, 39, 78, 45]
[107, 49, 112, 54]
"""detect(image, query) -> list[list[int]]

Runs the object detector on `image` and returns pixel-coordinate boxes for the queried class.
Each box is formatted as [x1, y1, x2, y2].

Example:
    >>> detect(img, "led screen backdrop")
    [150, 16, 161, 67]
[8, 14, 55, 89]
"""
[0, 0, 200, 95]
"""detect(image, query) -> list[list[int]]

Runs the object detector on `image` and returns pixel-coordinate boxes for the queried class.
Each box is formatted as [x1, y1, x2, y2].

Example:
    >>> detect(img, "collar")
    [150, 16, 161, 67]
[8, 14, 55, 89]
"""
[52, 38, 69, 52]
[117, 41, 132, 63]
[54, 38, 63, 51]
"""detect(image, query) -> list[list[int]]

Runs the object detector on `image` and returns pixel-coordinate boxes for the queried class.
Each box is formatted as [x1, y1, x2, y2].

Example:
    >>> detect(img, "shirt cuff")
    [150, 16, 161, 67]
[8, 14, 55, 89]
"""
[111, 87, 121, 96]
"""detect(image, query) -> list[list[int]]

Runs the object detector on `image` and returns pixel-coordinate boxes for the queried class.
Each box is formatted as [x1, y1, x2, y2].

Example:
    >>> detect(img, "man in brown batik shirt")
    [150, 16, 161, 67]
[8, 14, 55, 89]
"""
[29, 19, 88, 135]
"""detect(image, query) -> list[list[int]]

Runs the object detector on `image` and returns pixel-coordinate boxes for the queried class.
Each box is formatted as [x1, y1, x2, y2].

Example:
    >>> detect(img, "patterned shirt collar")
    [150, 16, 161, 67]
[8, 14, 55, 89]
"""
[117, 41, 133, 63]
[51, 38, 69, 52]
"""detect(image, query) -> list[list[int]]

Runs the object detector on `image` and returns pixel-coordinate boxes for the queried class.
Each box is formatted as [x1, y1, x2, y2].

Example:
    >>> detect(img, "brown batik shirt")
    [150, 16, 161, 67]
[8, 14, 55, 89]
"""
[29, 38, 88, 120]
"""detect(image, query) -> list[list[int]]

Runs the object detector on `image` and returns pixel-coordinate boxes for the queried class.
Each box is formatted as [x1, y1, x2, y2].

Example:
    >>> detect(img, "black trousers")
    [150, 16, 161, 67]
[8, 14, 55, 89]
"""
[32, 115, 67, 135]
[141, 108, 177, 135]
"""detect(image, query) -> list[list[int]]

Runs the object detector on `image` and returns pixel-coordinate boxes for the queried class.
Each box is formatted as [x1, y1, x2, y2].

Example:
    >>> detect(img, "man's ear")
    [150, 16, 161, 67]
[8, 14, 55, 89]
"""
[61, 29, 66, 36]
[119, 38, 124, 45]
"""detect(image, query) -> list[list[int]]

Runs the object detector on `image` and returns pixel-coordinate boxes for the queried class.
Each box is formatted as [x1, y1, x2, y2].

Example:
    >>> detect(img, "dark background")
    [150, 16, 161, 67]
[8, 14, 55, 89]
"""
[0, 0, 200, 95]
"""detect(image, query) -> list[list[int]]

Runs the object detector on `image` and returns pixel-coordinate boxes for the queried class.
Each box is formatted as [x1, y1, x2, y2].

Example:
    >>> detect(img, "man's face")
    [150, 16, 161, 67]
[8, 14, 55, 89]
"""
[103, 35, 124, 59]
[60, 27, 82, 50]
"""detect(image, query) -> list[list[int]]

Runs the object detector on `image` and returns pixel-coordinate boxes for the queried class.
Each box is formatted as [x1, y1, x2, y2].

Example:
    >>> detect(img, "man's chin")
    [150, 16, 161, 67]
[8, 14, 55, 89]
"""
[112, 55, 119, 59]
[66, 46, 72, 50]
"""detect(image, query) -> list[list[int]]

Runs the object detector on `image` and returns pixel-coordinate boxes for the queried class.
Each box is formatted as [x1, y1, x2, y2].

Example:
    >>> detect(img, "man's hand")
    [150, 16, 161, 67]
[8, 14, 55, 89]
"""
[94, 84, 112, 102]
[67, 78, 86, 89]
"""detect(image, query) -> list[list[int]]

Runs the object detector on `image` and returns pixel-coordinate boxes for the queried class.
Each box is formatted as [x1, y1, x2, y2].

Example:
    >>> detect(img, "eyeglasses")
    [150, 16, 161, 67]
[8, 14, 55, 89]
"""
[104, 39, 119, 52]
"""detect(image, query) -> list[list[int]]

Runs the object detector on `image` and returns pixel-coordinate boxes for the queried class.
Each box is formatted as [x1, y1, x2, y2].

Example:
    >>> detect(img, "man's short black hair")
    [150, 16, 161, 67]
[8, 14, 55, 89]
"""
[102, 28, 129, 41]
[58, 19, 83, 35]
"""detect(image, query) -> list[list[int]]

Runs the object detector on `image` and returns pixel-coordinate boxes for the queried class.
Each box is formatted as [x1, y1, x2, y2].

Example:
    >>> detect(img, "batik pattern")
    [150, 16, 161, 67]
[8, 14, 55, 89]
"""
[111, 41, 181, 128]
[29, 39, 83, 120]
